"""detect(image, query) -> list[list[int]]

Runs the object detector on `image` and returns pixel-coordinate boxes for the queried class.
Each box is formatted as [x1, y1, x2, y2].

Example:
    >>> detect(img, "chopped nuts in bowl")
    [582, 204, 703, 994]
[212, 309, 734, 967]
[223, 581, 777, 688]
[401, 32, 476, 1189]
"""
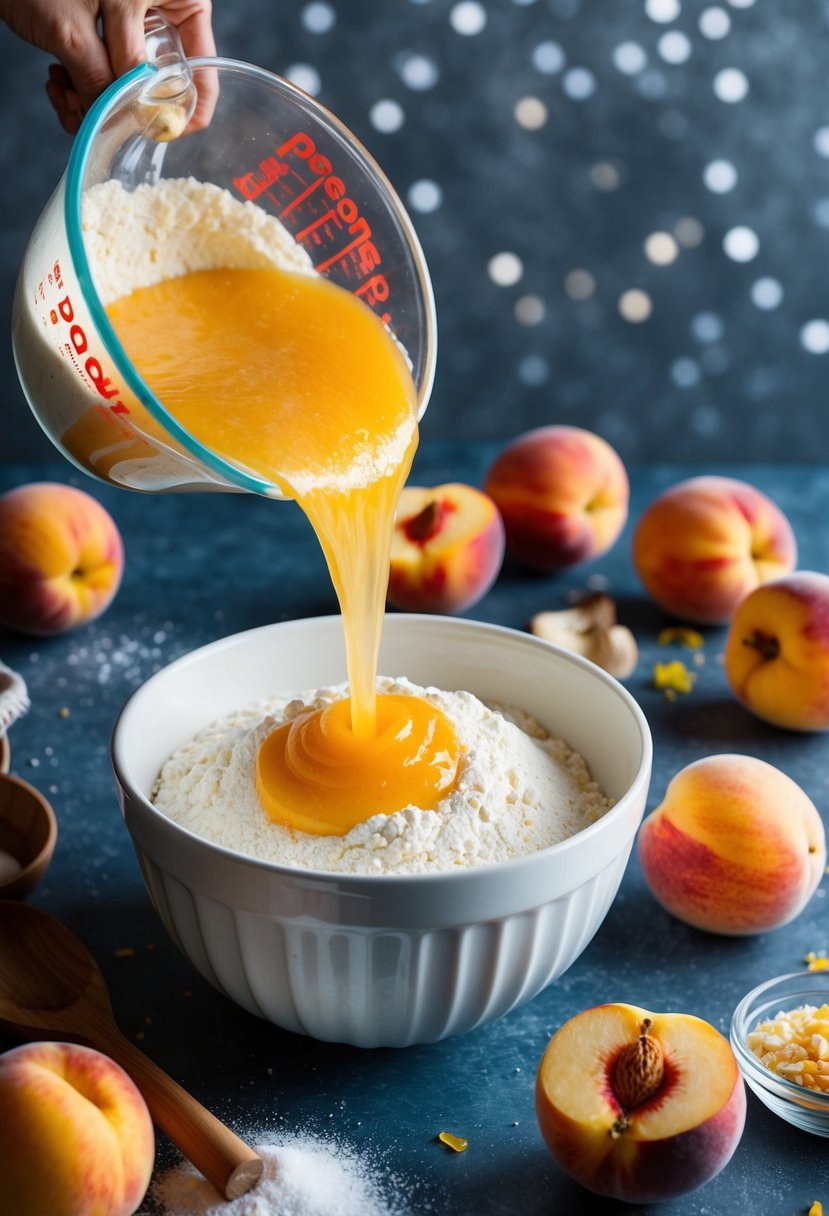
[731, 972, 829, 1136]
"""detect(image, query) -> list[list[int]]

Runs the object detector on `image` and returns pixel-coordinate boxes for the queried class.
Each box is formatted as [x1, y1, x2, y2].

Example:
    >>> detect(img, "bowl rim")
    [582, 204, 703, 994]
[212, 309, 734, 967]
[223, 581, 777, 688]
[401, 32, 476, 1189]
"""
[730, 969, 829, 1109]
[111, 613, 653, 886]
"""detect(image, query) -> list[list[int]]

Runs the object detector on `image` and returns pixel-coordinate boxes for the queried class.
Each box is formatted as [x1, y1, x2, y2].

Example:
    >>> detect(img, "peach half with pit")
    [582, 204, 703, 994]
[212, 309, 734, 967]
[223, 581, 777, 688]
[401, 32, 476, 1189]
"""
[535, 1002, 746, 1204]
[0, 1040, 154, 1216]
[483, 425, 629, 572]
[387, 482, 505, 614]
[724, 571, 829, 732]
[632, 475, 796, 624]
[638, 754, 826, 935]
[0, 482, 124, 637]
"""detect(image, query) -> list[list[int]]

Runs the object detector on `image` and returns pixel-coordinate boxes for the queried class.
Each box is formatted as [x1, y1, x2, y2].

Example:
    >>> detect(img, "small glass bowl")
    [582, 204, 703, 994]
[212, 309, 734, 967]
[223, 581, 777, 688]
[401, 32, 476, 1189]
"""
[731, 971, 829, 1137]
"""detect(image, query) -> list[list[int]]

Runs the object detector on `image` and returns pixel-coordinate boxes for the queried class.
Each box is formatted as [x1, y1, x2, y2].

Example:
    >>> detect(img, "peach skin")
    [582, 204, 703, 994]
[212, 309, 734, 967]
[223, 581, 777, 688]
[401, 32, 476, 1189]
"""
[724, 571, 829, 731]
[536, 1002, 746, 1204]
[0, 1040, 154, 1216]
[632, 475, 796, 624]
[387, 482, 505, 614]
[638, 754, 826, 935]
[484, 425, 629, 571]
[0, 482, 124, 637]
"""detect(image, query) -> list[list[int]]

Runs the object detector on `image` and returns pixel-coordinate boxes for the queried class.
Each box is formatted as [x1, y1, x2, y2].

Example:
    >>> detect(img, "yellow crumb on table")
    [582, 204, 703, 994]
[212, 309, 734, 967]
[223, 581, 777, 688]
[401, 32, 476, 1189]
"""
[747, 1003, 829, 1090]
[437, 1131, 469, 1153]
[657, 625, 705, 649]
[808, 1202, 823, 1216]
[806, 952, 829, 973]
[652, 660, 696, 697]
[113, 946, 135, 959]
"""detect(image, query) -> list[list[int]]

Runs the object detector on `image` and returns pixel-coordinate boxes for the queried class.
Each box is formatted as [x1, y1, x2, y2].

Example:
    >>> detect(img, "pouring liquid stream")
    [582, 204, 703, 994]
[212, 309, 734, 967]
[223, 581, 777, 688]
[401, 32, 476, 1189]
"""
[106, 265, 461, 834]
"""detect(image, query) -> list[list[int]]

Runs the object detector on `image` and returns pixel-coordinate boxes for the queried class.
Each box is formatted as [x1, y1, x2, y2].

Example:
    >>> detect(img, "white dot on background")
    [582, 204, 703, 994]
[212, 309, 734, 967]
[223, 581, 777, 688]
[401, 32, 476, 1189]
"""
[645, 0, 681, 22]
[658, 31, 692, 63]
[699, 6, 731, 37]
[519, 354, 551, 386]
[369, 99, 405, 133]
[645, 231, 680, 265]
[713, 67, 749, 102]
[515, 96, 548, 129]
[659, 109, 688, 138]
[671, 357, 701, 387]
[565, 268, 596, 300]
[450, 1, 487, 34]
[590, 162, 622, 190]
[813, 127, 829, 158]
[563, 68, 597, 100]
[396, 52, 439, 91]
[514, 295, 546, 325]
[751, 277, 783, 310]
[488, 251, 524, 286]
[727, 0, 755, 7]
[723, 225, 759, 262]
[408, 179, 443, 213]
[301, 2, 336, 33]
[674, 216, 705, 246]
[284, 63, 321, 95]
[703, 158, 738, 193]
[691, 404, 722, 436]
[613, 42, 647, 75]
[532, 40, 566, 74]
[637, 69, 667, 99]
[618, 289, 652, 322]
[692, 311, 724, 342]
[800, 320, 829, 354]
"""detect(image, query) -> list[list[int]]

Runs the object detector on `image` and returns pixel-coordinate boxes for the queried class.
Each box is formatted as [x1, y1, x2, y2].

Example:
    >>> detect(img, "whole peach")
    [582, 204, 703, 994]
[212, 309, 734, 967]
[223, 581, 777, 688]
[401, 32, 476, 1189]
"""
[632, 475, 796, 624]
[638, 754, 826, 935]
[484, 426, 629, 571]
[724, 571, 829, 731]
[0, 1041, 154, 1216]
[387, 482, 505, 614]
[0, 482, 123, 636]
[536, 1002, 745, 1204]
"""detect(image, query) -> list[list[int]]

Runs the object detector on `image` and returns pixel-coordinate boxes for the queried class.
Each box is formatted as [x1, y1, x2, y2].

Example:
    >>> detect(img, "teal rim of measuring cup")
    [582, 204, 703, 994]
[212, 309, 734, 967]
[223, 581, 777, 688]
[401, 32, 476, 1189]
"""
[64, 59, 438, 497]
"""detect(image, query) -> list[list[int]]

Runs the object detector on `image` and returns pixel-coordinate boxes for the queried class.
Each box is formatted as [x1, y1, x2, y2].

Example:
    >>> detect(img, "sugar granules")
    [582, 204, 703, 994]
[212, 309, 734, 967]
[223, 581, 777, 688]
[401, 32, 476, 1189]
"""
[140, 1133, 412, 1216]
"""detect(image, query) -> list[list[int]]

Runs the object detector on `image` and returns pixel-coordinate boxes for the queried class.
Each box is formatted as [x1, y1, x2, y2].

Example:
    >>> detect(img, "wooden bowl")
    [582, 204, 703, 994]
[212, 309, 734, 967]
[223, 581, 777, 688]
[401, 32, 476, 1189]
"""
[0, 773, 58, 899]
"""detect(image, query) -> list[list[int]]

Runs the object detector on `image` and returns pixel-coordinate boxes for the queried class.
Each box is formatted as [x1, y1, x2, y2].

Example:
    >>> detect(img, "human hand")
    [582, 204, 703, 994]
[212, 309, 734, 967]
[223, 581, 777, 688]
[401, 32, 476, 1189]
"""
[0, 0, 215, 134]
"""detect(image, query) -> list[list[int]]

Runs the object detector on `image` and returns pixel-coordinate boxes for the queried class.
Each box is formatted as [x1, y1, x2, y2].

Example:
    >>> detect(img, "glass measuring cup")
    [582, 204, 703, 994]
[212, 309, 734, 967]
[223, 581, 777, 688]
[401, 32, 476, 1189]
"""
[13, 46, 436, 495]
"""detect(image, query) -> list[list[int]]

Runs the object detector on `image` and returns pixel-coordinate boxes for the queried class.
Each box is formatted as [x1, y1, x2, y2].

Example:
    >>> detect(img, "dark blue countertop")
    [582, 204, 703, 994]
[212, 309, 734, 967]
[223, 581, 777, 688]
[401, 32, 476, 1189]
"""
[1, 447, 827, 1215]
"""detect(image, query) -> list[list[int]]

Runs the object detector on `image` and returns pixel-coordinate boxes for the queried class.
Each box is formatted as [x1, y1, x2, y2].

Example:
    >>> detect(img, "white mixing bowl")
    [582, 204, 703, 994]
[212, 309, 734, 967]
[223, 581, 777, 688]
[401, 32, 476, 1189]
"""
[112, 614, 652, 1047]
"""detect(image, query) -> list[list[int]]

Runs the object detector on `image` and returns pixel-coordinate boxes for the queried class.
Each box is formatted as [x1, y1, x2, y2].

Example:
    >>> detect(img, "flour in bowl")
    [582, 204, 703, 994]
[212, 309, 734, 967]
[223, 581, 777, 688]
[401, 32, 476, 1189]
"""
[151, 677, 612, 875]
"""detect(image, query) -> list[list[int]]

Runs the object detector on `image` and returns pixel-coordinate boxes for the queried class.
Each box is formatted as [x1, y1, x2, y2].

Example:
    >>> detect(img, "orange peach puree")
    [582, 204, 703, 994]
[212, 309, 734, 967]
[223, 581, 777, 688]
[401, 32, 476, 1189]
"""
[106, 266, 460, 835]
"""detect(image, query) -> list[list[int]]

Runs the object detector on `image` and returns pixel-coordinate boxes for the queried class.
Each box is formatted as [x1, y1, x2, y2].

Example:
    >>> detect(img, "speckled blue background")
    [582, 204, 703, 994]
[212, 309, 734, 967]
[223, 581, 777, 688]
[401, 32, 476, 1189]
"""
[3, 0, 829, 463]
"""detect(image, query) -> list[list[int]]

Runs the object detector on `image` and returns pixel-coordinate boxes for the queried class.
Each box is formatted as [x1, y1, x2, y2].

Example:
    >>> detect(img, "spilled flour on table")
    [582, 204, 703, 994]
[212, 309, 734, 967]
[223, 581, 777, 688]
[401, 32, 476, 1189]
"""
[140, 1133, 413, 1216]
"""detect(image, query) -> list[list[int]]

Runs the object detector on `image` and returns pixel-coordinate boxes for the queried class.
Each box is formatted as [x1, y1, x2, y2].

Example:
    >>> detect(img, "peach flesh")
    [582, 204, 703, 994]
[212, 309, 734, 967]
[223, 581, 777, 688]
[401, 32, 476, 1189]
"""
[387, 482, 505, 614]
[536, 1003, 746, 1204]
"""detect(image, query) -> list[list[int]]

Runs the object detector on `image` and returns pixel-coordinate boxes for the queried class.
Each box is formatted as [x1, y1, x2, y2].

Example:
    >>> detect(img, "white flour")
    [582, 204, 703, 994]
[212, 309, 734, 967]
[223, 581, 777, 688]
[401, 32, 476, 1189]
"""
[81, 176, 315, 307]
[152, 677, 611, 875]
[142, 1135, 409, 1216]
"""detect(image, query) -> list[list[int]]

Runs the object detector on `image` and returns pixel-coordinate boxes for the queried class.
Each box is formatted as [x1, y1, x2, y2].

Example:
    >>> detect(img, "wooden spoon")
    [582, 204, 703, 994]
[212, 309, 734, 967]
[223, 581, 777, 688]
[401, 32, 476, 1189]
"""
[0, 901, 263, 1200]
